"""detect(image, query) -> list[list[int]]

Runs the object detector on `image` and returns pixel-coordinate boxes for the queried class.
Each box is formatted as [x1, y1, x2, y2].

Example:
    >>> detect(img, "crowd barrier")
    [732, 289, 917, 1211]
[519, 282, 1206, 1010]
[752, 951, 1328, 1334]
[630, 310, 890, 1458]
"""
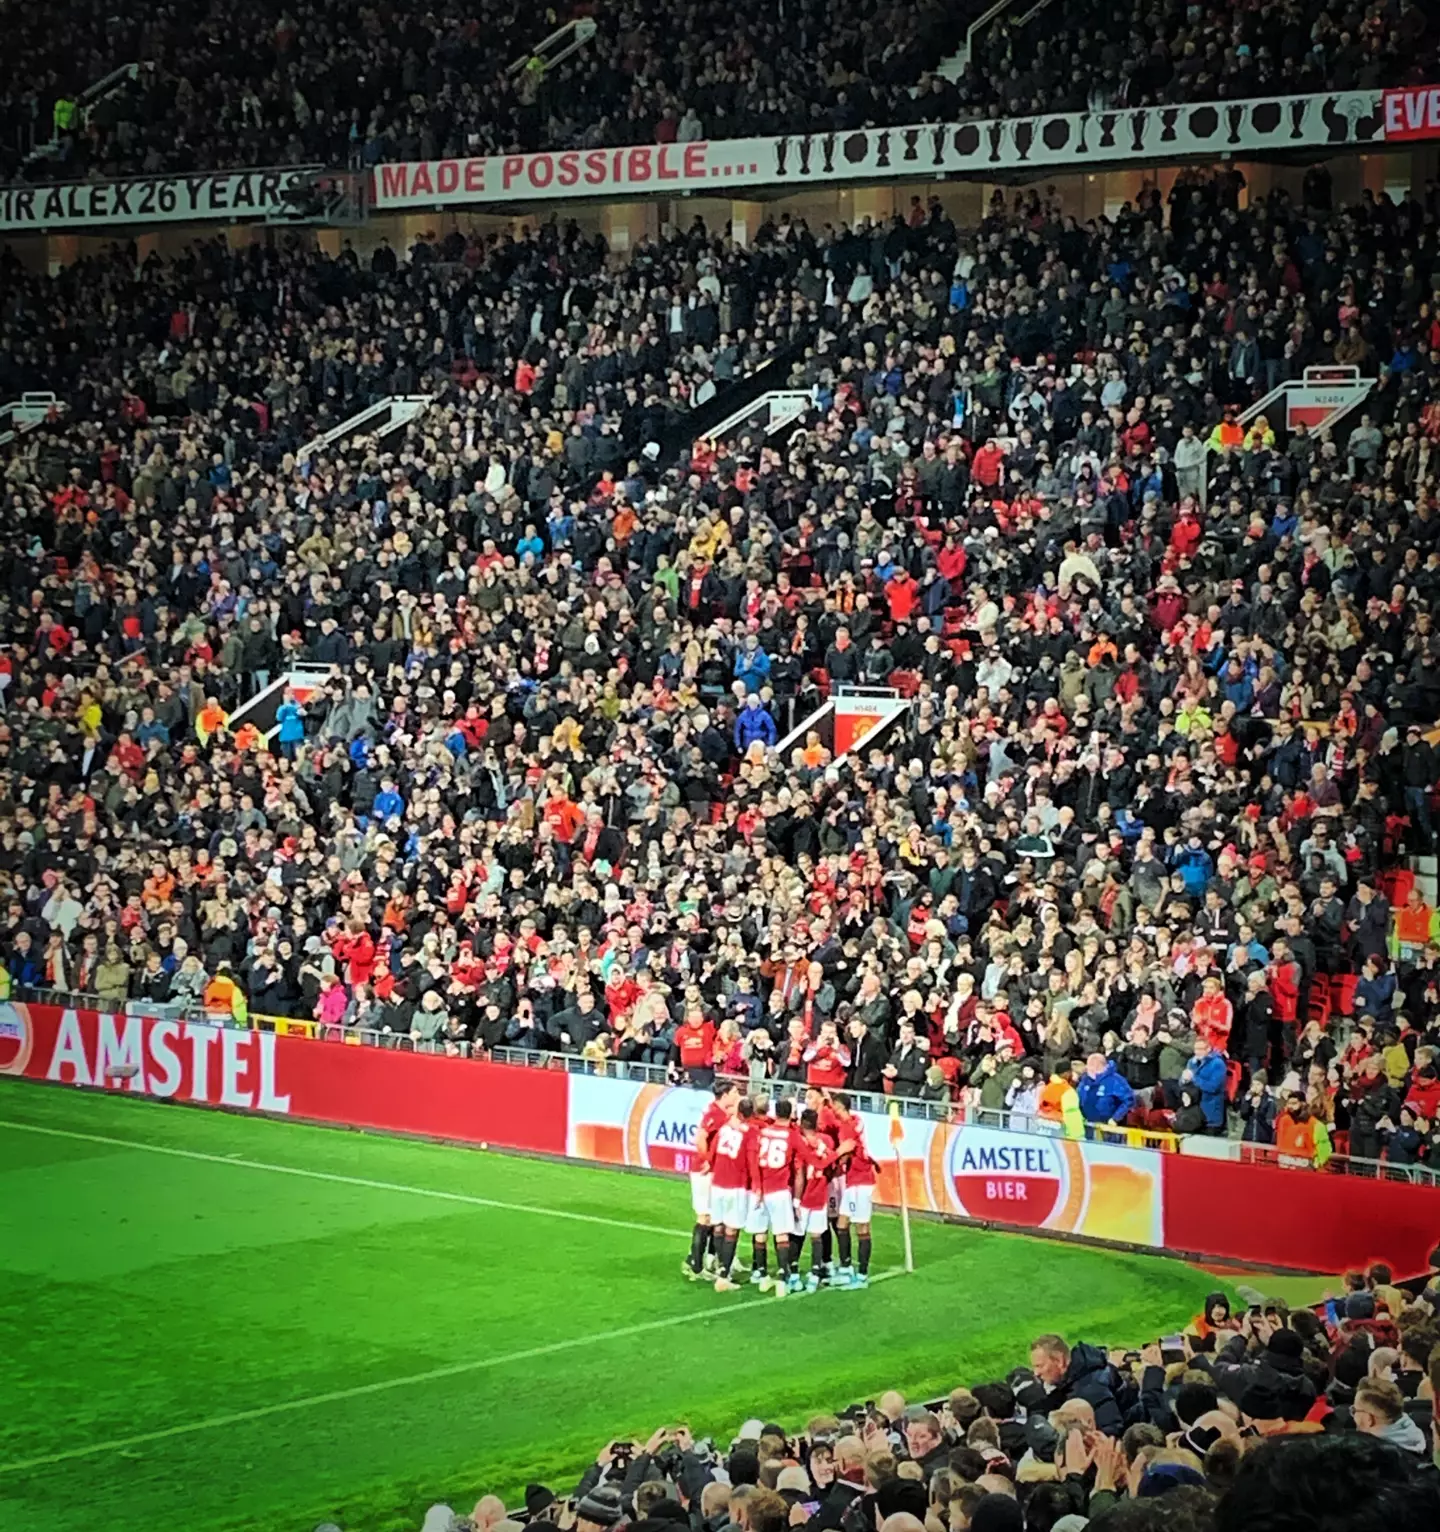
[5, 1000, 1440, 1277]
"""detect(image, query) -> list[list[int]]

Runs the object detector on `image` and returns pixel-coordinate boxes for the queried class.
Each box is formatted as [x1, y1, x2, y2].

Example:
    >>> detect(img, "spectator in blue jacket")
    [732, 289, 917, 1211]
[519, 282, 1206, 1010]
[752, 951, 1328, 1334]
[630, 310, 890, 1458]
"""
[733, 635, 772, 692]
[1181, 1037, 1229, 1131]
[6, 930, 42, 988]
[734, 693, 778, 752]
[373, 778, 406, 822]
[1172, 836, 1214, 899]
[1353, 956, 1397, 1023]
[275, 694, 306, 758]
[1076, 1052, 1135, 1126]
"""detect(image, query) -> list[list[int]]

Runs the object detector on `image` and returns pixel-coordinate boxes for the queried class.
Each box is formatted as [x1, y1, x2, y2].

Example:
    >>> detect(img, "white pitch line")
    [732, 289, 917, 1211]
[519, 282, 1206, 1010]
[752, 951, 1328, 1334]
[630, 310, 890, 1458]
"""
[0, 1117, 685, 1239]
[0, 1117, 908, 1475]
[0, 1247, 904, 1476]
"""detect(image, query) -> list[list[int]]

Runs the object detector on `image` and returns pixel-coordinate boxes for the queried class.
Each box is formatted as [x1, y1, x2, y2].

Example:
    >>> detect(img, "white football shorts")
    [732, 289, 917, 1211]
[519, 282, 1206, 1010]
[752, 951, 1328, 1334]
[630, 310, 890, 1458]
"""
[709, 1186, 752, 1231]
[796, 1204, 830, 1237]
[841, 1183, 874, 1223]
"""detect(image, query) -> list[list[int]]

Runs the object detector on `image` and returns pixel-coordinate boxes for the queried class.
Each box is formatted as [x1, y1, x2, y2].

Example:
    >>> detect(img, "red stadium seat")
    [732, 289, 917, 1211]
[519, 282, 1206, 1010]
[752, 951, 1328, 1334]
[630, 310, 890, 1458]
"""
[891, 670, 921, 698]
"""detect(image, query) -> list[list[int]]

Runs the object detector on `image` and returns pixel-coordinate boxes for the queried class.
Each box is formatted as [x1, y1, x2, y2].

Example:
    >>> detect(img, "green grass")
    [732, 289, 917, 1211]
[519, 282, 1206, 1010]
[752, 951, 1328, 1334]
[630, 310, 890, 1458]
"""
[0, 1082, 1270, 1532]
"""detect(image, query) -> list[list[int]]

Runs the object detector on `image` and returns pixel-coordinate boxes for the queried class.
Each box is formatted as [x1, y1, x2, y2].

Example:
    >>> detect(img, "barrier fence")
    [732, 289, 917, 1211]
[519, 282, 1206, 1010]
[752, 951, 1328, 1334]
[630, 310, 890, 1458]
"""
[5, 998, 1440, 1275]
[7, 987, 1439, 1186]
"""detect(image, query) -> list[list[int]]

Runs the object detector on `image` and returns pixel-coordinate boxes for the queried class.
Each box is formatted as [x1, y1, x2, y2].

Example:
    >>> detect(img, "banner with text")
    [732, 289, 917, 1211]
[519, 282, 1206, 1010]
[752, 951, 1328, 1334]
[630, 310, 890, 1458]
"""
[564, 1076, 1161, 1247]
[369, 90, 1386, 211]
[0, 1001, 568, 1154]
[0, 166, 323, 233]
[1382, 85, 1440, 142]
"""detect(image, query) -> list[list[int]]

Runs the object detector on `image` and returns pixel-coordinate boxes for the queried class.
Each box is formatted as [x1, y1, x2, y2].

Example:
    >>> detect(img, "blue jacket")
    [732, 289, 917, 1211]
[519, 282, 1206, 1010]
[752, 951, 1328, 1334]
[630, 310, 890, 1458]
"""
[7, 950, 42, 988]
[733, 648, 772, 689]
[1185, 1051, 1229, 1127]
[1076, 1062, 1135, 1124]
[275, 701, 305, 744]
[1173, 845, 1214, 898]
[1354, 973, 1396, 1021]
[734, 705, 778, 751]
[373, 788, 405, 821]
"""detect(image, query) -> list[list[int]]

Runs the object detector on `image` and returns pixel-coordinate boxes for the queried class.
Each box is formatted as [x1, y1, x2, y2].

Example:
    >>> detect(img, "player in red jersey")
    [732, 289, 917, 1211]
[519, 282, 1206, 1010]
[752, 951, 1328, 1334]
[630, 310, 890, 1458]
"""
[708, 1095, 757, 1291]
[744, 1098, 801, 1295]
[805, 1085, 847, 1278]
[685, 1081, 740, 1281]
[831, 1092, 877, 1288]
[794, 1108, 846, 1293]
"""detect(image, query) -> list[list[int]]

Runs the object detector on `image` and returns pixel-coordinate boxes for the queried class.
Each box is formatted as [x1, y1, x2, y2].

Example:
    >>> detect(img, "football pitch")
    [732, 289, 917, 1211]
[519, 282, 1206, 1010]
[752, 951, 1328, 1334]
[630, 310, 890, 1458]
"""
[0, 1083, 1293, 1532]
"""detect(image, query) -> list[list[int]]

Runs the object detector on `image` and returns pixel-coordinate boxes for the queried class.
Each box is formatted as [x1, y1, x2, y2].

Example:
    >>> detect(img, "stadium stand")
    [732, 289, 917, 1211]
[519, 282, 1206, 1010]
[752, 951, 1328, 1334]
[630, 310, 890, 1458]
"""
[3, 171, 1440, 1163]
[3, 0, 1438, 182]
[958, 0, 1440, 118]
[407, 1266, 1440, 1532]
[0, 0, 965, 183]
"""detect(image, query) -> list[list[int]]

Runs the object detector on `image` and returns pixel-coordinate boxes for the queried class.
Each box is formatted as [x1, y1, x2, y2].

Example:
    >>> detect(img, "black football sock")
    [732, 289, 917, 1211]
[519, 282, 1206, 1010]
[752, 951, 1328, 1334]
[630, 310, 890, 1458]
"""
[811, 1236, 825, 1274]
[821, 1227, 833, 1267]
[778, 1237, 792, 1280]
[717, 1232, 736, 1275]
[837, 1227, 853, 1267]
[752, 1237, 766, 1275]
[689, 1224, 707, 1272]
[858, 1235, 872, 1276]
[700, 1225, 714, 1262]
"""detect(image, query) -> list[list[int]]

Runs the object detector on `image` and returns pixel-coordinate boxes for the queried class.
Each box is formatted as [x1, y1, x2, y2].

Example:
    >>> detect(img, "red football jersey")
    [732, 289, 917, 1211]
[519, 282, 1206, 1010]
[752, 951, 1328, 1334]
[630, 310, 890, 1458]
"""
[796, 1136, 836, 1210]
[816, 1102, 845, 1157]
[754, 1121, 800, 1195]
[694, 1101, 730, 1172]
[710, 1118, 753, 1191]
[838, 1112, 877, 1187]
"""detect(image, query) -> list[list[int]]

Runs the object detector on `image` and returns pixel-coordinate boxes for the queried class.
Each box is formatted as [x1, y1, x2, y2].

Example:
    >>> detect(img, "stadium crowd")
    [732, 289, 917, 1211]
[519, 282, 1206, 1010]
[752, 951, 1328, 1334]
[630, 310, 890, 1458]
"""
[401, 1264, 1440, 1532]
[962, 0, 1439, 117]
[3, 169, 1440, 1158]
[0, 0, 961, 184]
[4, 0, 1439, 183]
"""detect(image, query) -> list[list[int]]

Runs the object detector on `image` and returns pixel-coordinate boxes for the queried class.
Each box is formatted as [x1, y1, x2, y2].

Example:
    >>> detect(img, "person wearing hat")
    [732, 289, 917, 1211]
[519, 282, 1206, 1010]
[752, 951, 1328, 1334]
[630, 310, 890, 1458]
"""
[523, 1485, 558, 1522]
[1213, 1318, 1317, 1420]
[575, 1484, 625, 1532]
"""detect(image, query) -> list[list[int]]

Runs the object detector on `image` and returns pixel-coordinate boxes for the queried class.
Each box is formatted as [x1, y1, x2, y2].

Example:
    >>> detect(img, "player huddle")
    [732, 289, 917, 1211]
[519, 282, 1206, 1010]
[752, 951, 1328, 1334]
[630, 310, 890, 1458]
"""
[685, 1083, 877, 1295]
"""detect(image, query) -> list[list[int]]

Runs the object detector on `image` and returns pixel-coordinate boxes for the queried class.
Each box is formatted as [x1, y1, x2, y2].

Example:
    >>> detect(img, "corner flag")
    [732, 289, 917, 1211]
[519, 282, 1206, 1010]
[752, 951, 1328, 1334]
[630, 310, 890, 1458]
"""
[888, 1102, 914, 1273]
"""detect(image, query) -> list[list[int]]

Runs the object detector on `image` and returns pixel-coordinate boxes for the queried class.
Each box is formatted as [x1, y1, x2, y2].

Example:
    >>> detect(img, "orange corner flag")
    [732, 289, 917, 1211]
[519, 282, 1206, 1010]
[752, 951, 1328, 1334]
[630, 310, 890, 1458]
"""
[888, 1101, 904, 1146]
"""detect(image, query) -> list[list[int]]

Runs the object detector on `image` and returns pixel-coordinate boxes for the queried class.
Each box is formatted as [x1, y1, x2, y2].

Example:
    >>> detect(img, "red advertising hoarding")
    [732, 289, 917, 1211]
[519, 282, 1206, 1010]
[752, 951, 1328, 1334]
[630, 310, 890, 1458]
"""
[0, 1002, 567, 1156]
[1163, 1153, 1440, 1280]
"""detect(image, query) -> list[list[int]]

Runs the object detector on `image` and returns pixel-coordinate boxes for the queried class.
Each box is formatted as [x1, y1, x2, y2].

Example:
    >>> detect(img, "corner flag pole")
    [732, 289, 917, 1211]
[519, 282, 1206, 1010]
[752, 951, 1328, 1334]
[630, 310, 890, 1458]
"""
[889, 1102, 914, 1273]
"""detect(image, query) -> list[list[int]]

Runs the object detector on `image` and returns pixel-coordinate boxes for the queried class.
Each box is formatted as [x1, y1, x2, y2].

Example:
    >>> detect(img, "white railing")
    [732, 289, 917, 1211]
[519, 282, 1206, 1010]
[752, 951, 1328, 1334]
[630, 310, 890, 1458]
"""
[507, 18, 599, 81]
[0, 390, 59, 448]
[937, 0, 1030, 80]
[703, 388, 815, 446]
[298, 393, 433, 462]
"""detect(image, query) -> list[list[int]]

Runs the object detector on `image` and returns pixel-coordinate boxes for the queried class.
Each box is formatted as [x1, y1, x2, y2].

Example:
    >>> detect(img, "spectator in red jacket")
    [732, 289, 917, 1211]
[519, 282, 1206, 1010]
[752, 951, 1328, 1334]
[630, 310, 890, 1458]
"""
[1268, 940, 1302, 1027]
[803, 1019, 851, 1088]
[1193, 975, 1235, 1053]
